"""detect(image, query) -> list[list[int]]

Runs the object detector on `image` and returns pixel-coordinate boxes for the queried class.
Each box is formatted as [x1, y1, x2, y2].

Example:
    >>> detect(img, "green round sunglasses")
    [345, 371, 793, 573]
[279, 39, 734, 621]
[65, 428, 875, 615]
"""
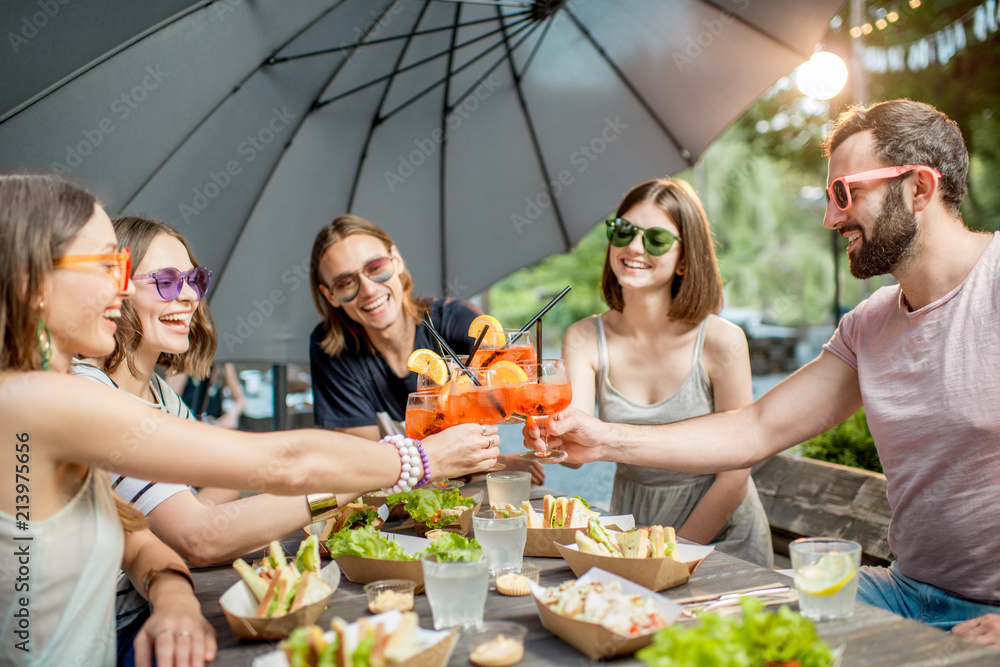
[604, 217, 682, 256]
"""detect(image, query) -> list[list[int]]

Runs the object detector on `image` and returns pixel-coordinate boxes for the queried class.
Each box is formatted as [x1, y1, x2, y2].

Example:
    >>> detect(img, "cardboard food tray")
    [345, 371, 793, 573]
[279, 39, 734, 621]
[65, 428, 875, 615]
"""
[530, 567, 682, 660]
[554, 540, 714, 592]
[524, 514, 635, 558]
[399, 490, 484, 537]
[251, 609, 459, 667]
[334, 532, 430, 594]
[219, 562, 341, 641]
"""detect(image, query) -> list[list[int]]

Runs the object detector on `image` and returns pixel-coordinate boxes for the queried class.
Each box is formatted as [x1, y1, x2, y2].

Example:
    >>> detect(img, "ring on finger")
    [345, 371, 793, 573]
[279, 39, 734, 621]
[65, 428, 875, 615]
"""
[159, 629, 175, 638]
[179, 630, 192, 638]
[480, 424, 487, 437]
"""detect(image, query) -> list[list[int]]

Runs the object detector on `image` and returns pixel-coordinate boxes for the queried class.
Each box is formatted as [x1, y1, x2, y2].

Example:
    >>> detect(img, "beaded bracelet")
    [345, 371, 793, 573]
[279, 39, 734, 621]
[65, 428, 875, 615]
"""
[379, 435, 431, 494]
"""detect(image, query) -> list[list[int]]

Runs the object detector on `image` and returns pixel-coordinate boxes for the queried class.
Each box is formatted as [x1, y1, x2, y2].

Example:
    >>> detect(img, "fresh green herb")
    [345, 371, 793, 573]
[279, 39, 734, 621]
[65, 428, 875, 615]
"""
[636, 598, 835, 667]
[387, 488, 472, 526]
[325, 525, 418, 561]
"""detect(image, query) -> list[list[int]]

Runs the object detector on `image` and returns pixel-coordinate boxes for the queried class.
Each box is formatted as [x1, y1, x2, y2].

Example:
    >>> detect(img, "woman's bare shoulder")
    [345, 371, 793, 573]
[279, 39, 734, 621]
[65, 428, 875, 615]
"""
[563, 315, 602, 360]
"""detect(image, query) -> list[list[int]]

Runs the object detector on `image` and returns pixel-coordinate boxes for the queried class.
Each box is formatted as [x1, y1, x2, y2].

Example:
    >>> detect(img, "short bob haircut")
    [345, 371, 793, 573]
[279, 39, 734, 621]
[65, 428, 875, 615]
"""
[310, 214, 431, 357]
[601, 177, 723, 324]
[824, 99, 968, 216]
[0, 173, 97, 371]
[102, 216, 217, 380]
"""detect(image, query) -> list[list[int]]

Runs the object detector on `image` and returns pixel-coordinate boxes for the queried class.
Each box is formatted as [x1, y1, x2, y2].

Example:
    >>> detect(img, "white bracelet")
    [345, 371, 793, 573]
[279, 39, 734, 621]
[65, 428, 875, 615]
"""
[379, 435, 425, 494]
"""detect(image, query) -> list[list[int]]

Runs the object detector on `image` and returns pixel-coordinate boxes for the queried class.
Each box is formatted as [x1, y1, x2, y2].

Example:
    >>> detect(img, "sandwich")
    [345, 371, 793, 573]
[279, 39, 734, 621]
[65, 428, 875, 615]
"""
[541, 495, 597, 529]
[280, 625, 338, 667]
[574, 521, 679, 560]
[232, 537, 334, 619]
[329, 503, 384, 537]
[328, 612, 421, 666]
[520, 501, 543, 528]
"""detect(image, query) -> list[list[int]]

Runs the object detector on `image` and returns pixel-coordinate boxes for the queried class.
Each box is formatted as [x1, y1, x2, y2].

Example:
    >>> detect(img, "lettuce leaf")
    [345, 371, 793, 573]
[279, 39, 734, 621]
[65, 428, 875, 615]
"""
[387, 488, 470, 525]
[424, 533, 483, 563]
[325, 525, 417, 561]
[636, 598, 835, 667]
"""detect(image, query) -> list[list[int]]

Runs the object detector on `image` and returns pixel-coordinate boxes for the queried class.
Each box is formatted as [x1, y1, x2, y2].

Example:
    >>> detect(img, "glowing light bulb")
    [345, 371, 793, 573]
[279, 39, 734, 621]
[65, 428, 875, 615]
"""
[796, 52, 849, 101]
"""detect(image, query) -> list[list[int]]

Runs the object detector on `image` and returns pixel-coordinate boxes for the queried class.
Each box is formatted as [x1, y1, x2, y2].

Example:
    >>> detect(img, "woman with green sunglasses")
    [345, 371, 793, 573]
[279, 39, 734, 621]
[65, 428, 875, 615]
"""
[559, 177, 773, 568]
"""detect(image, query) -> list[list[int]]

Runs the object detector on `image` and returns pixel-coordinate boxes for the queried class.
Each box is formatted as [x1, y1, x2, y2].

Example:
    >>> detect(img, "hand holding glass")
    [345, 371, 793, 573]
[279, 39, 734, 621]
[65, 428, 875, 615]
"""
[516, 359, 572, 463]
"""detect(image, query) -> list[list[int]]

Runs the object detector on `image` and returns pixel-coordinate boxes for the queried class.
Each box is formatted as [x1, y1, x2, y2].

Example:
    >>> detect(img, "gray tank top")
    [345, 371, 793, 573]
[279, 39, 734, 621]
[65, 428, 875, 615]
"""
[595, 314, 716, 487]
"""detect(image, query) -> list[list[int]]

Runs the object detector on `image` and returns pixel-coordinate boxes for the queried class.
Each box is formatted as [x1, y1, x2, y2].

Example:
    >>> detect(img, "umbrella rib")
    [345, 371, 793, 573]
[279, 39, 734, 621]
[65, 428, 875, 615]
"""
[346, 1, 434, 212]
[511, 5, 557, 78]
[200, 1, 401, 301]
[379, 18, 536, 124]
[268, 11, 531, 64]
[563, 7, 693, 166]
[316, 14, 533, 110]
[120, 0, 352, 212]
[698, 0, 814, 60]
[439, 4, 463, 296]
[493, 4, 571, 250]
[429, 0, 532, 7]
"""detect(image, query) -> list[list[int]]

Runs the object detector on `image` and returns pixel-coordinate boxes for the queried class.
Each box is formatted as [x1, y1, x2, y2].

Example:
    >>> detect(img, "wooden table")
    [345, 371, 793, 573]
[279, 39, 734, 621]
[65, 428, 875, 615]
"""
[191, 485, 998, 666]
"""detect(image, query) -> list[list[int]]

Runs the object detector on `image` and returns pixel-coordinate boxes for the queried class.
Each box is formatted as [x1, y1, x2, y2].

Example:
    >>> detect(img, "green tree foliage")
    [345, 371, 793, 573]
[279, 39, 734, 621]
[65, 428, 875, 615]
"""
[797, 408, 883, 474]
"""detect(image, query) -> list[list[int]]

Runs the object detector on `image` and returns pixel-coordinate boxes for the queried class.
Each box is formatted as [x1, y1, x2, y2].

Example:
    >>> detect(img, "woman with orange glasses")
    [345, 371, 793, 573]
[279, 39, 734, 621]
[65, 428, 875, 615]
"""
[0, 174, 499, 666]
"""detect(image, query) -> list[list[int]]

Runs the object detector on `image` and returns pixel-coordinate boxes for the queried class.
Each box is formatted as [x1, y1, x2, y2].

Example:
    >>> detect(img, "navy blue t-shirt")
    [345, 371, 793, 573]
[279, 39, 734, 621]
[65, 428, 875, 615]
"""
[309, 297, 481, 428]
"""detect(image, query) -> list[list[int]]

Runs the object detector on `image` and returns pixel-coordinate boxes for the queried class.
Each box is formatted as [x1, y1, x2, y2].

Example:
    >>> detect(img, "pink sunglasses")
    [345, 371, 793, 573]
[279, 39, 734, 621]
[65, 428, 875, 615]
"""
[826, 165, 941, 210]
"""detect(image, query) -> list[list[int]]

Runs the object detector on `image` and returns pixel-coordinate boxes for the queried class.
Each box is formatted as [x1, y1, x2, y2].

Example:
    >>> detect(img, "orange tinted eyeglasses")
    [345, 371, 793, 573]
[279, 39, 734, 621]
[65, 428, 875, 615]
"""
[54, 248, 132, 292]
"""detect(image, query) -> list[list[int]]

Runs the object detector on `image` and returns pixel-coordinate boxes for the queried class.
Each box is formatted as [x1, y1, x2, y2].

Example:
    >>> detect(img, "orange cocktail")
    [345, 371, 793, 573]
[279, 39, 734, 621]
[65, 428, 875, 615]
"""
[405, 391, 453, 439]
[470, 329, 534, 368]
[515, 359, 571, 463]
[446, 367, 515, 425]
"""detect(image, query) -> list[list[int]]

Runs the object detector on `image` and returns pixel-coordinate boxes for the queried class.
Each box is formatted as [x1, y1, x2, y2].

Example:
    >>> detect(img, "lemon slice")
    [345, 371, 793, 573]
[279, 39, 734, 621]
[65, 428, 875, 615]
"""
[406, 348, 449, 386]
[795, 555, 858, 596]
[487, 360, 529, 385]
[469, 314, 505, 347]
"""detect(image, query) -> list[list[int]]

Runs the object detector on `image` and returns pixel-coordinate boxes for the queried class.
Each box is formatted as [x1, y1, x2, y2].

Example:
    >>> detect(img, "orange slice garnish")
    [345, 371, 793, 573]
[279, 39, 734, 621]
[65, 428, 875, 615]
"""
[406, 348, 449, 386]
[487, 360, 529, 385]
[468, 314, 505, 347]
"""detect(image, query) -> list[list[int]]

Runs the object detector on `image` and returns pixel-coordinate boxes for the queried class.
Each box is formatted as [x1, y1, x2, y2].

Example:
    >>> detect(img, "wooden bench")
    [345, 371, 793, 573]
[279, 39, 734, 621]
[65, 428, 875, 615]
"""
[752, 454, 893, 566]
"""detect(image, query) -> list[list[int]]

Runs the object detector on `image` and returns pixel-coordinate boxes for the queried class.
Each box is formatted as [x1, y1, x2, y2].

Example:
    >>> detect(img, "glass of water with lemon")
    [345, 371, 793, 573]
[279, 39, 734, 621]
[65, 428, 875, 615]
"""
[789, 537, 862, 621]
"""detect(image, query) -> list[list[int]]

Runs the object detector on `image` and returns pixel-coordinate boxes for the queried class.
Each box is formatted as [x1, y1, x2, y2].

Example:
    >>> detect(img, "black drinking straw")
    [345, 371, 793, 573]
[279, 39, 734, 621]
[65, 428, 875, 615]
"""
[467, 326, 490, 369]
[422, 314, 508, 419]
[505, 285, 571, 349]
[535, 318, 543, 367]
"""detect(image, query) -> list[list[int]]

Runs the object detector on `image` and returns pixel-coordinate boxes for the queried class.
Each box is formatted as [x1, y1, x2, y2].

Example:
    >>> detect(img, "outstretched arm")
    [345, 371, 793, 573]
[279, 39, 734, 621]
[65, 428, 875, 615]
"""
[528, 351, 862, 474]
[3, 373, 500, 506]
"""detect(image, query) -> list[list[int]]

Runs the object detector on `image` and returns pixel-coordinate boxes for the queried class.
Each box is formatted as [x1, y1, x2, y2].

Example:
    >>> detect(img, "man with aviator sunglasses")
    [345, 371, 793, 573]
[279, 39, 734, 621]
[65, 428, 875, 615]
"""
[526, 100, 1000, 639]
[308, 214, 545, 483]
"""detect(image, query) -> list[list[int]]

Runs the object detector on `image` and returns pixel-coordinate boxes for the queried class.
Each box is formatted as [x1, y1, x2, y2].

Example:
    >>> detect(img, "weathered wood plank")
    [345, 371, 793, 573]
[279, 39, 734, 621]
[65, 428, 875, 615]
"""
[753, 454, 894, 561]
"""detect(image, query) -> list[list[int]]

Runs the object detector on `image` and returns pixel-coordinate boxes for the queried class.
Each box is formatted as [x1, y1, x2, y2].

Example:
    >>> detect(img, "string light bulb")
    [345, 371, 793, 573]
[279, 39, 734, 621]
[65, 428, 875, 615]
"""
[796, 51, 849, 100]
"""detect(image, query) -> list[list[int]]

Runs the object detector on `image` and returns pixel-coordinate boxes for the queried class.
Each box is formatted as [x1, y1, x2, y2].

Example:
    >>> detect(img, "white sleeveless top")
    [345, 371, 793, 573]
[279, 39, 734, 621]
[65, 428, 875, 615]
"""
[0, 468, 122, 666]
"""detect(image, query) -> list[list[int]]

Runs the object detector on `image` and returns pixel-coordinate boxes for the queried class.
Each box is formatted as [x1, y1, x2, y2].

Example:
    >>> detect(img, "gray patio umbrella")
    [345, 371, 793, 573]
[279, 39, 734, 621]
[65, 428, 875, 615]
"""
[1, 0, 844, 364]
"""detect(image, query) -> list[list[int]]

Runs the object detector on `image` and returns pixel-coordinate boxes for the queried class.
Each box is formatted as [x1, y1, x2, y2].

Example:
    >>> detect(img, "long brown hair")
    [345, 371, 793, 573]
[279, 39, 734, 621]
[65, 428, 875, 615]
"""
[309, 214, 431, 356]
[601, 177, 723, 324]
[104, 216, 217, 379]
[0, 174, 145, 531]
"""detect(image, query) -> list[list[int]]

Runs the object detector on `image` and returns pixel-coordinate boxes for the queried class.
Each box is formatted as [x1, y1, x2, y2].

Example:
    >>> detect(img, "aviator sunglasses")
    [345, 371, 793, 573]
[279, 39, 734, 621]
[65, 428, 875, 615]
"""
[327, 256, 395, 302]
[826, 165, 941, 210]
[54, 248, 132, 292]
[605, 217, 682, 256]
[133, 266, 212, 301]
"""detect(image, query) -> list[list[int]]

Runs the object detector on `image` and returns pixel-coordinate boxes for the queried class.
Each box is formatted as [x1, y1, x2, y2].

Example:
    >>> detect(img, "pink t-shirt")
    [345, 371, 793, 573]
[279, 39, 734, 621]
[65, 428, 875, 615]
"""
[824, 232, 1000, 604]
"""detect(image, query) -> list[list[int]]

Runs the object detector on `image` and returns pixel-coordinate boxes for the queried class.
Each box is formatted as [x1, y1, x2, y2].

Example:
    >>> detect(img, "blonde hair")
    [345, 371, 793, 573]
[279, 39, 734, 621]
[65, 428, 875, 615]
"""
[309, 214, 430, 356]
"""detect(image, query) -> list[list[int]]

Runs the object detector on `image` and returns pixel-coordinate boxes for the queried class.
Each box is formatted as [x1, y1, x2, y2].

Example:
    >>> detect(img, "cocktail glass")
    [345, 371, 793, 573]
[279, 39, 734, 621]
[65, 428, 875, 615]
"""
[515, 359, 572, 463]
[470, 329, 534, 368]
[790, 537, 862, 621]
[421, 552, 490, 629]
[487, 471, 531, 509]
[404, 391, 452, 440]
[472, 509, 528, 575]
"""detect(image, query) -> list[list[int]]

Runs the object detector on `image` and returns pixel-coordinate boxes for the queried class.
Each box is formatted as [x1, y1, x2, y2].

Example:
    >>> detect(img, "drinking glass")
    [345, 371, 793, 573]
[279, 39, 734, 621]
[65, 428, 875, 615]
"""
[487, 471, 532, 509]
[790, 537, 862, 621]
[515, 359, 572, 463]
[470, 330, 534, 368]
[404, 391, 451, 439]
[472, 509, 528, 575]
[421, 552, 490, 629]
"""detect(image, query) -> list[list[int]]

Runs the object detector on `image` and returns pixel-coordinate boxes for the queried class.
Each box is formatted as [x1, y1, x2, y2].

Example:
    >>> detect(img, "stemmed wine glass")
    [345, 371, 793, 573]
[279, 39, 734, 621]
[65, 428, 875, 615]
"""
[515, 359, 572, 463]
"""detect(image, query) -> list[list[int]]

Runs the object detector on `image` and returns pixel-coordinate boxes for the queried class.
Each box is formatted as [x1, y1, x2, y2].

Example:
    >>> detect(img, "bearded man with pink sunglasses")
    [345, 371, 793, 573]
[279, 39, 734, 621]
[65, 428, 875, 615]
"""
[525, 99, 1000, 644]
